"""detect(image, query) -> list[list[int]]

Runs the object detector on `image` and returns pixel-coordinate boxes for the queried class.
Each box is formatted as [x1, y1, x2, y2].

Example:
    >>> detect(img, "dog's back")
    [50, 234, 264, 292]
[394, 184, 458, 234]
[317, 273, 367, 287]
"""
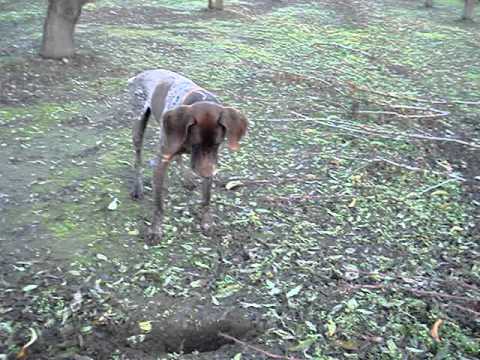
[128, 69, 218, 119]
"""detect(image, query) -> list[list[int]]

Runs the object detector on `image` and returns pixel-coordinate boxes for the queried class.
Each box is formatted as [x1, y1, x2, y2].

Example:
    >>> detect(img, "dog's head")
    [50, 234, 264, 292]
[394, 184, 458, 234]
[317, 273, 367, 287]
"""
[162, 102, 248, 178]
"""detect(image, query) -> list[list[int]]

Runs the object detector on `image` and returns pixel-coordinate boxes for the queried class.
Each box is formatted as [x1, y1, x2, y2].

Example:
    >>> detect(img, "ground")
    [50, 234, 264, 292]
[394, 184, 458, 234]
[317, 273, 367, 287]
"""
[0, 0, 479, 359]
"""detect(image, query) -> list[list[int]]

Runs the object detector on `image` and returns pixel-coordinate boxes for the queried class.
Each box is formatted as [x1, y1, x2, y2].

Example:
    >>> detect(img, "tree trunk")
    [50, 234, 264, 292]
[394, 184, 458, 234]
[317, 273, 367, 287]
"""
[40, 0, 92, 59]
[208, 0, 224, 10]
[462, 0, 476, 20]
[424, 0, 433, 8]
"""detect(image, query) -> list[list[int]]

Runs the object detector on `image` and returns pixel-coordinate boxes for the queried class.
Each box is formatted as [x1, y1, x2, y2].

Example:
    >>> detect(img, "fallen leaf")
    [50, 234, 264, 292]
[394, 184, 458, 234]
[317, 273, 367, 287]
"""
[139, 321, 152, 333]
[286, 284, 303, 298]
[326, 319, 336, 337]
[96, 253, 108, 261]
[70, 290, 83, 312]
[107, 198, 119, 210]
[430, 319, 444, 342]
[450, 226, 463, 233]
[289, 337, 316, 352]
[81, 325, 93, 334]
[190, 279, 204, 288]
[335, 339, 360, 351]
[16, 328, 38, 359]
[348, 198, 357, 208]
[22, 284, 39, 292]
[225, 180, 244, 190]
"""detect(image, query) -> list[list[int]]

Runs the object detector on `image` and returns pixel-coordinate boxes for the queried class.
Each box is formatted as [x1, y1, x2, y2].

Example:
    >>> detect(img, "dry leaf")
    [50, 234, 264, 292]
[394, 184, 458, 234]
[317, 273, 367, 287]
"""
[289, 337, 316, 352]
[335, 339, 360, 351]
[22, 284, 39, 292]
[138, 320, 152, 333]
[96, 253, 108, 261]
[348, 198, 357, 208]
[225, 180, 243, 190]
[16, 328, 38, 359]
[431, 190, 448, 196]
[286, 284, 303, 298]
[107, 198, 119, 210]
[326, 319, 336, 337]
[430, 319, 444, 342]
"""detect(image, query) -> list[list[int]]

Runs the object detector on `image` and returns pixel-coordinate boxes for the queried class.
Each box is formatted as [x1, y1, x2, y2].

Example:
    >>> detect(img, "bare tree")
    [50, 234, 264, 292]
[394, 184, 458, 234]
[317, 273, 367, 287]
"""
[40, 0, 94, 59]
[425, 0, 433, 8]
[208, 0, 224, 10]
[462, 0, 476, 20]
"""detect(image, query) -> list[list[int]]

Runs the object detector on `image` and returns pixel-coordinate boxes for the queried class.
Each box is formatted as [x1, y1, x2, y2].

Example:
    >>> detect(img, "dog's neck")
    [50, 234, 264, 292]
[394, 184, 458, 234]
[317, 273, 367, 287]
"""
[183, 89, 220, 106]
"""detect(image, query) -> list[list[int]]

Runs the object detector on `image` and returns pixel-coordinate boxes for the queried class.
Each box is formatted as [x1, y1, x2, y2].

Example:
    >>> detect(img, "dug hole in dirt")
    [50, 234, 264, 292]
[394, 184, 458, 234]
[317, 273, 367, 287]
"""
[78, 296, 264, 359]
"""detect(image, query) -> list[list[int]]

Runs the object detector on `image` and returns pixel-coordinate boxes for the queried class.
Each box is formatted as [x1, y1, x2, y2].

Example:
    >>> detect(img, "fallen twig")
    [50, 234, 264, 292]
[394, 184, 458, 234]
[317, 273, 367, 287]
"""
[370, 157, 465, 181]
[348, 82, 480, 106]
[357, 108, 449, 119]
[261, 194, 331, 202]
[446, 304, 480, 318]
[341, 283, 479, 303]
[220, 176, 324, 188]
[417, 179, 458, 195]
[407, 288, 478, 303]
[219, 332, 302, 360]
[261, 116, 480, 149]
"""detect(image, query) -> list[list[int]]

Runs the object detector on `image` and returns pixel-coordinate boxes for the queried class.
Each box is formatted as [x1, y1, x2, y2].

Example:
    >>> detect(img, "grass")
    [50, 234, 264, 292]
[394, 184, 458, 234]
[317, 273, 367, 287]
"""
[0, 0, 479, 359]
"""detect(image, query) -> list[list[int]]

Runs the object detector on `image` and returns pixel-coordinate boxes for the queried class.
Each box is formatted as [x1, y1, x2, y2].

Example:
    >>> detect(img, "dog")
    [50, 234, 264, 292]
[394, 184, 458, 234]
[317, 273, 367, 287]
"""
[128, 69, 248, 244]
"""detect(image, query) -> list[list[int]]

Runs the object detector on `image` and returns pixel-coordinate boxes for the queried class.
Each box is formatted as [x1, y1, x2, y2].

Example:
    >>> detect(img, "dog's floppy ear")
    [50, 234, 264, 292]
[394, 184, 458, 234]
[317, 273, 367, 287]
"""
[162, 106, 195, 156]
[220, 107, 248, 151]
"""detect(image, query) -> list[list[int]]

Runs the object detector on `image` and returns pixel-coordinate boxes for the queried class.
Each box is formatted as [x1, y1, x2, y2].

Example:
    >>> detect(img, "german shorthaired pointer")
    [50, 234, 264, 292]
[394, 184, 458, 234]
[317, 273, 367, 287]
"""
[128, 69, 248, 244]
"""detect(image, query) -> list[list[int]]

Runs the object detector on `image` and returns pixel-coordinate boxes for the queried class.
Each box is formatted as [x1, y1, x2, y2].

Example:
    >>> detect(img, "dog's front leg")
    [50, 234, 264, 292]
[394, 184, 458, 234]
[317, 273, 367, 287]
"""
[176, 155, 196, 190]
[147, 154, 171, 245]
[200, 176, 213, 233]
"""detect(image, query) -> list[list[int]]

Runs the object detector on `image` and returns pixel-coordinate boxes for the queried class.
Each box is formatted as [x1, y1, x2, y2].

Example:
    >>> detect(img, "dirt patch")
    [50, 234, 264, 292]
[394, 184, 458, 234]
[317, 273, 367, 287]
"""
[0, 54, 129, 106]
[124, 300, 261, 355]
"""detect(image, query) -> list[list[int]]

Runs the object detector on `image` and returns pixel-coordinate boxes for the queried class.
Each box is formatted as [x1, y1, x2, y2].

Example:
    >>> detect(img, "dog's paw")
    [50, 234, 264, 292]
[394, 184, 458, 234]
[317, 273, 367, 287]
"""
[145, 229, 162, 245]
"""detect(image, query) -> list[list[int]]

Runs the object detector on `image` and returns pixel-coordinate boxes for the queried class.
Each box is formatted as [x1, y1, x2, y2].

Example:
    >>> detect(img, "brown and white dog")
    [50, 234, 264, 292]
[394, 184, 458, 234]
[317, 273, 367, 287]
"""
[128, 70, 248, 244]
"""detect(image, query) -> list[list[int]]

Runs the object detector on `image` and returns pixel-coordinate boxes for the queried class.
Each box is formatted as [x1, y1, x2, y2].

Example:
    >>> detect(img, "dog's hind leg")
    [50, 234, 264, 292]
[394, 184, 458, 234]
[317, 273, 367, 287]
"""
[131, 108, 151, 200]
